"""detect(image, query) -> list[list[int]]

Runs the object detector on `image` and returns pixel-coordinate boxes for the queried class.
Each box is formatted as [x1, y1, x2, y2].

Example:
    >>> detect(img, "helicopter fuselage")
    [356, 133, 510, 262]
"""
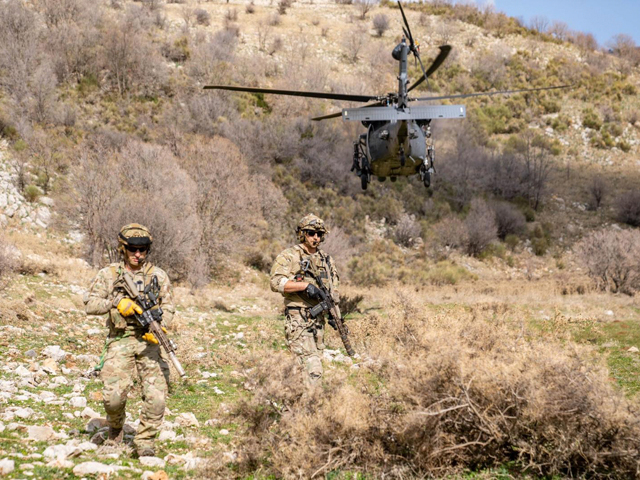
[365, 120, 428, 178]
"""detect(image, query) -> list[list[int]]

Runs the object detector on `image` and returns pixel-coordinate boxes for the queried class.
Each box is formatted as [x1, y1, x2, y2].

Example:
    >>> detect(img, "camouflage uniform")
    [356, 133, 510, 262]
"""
[84, 261, 175, 452]
[270, 244, 339, 384]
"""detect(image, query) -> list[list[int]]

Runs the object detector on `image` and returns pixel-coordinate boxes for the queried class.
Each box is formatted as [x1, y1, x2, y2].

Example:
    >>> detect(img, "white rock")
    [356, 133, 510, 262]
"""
[0, 193, 7, 208]
[69, 397, 87, 408]
[14, 365, 31, 377]
[51, 376, 68, 385]
[77, 441, 98, 452]
[628, 346, 639, 353]
[39, 391, 56, 401]
[85, 417, 108, 433]
[0, 381, 16, 393]
[43, 346, 67, 362]
[219, 429, 229, 435]
[39, 196, 54, 207]
[43, 444, 78, 460]
[605, 310, 614, 316]
[0, 421, 4, 433]
[46, 457, 74, 469]
[27, 425, 57, 441]
[13, 407, 34, 419]
[73, 461, 121, 476]
[0, 458, 14, 475]
[139, 456, 166, 468]
[176, 412, 199, 428]
[80, 407, 101, 419]
[158, 430, 176, 442]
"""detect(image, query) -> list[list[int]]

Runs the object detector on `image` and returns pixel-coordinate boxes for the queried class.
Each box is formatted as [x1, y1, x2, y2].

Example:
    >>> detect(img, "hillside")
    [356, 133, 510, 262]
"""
[1, 0, 640, 478]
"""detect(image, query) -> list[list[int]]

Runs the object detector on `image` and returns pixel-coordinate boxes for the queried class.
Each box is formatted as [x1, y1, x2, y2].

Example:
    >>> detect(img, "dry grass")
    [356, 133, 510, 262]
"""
[219, 292, 640, 479]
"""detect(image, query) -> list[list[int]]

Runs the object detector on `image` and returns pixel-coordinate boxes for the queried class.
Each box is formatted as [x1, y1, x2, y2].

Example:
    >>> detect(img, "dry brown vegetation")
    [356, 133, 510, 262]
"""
[221, 295, 640, 479]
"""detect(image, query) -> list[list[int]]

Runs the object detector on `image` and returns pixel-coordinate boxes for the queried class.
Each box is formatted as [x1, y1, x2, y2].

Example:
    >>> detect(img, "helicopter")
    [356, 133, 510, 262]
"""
[204, 2, 570, 190]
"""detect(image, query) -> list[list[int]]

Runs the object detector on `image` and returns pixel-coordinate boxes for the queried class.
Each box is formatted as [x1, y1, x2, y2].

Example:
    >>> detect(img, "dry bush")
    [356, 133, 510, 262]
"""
[74, 139, 199, 281]
[586, 175, 607, 211]
[371, 13, 389, 37]
[321, 226, 357, 277]
[177, 137, 287, 284]
[0, 236, 19, 286]
[354, 0, 375, 20]
[464, 198, 497, 256]
[433, 216, 468, 251]
[194, 8, 211, 26]
[224, 296, 640, 478]
[342, 27, 366, 64]
[576, 228, 640, 294]
[615, 190, 640, 227]
[491, 201, 526, 240]
[100, 12, 167, 95]
[393, 213, 421, 247]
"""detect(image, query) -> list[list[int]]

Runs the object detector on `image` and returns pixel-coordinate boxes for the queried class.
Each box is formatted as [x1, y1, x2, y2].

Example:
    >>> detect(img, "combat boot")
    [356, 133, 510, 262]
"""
[108, 426, 123, 444]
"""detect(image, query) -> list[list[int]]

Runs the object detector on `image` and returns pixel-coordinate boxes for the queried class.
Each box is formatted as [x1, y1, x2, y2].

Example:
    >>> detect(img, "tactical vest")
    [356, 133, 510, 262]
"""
[108, 262, 158, 331]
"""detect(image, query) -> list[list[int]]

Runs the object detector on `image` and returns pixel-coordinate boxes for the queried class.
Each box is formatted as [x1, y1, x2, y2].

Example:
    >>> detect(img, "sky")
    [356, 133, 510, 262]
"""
[491, 0, 640, 47]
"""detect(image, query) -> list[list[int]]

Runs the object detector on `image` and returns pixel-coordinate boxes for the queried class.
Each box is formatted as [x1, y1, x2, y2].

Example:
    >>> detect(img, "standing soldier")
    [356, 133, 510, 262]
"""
[270, 214, 340, 386]
[84, 224, 175, 457]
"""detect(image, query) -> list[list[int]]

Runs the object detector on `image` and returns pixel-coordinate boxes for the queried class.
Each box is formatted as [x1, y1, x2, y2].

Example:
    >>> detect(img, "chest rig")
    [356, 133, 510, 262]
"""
[294, 246, 334, 292]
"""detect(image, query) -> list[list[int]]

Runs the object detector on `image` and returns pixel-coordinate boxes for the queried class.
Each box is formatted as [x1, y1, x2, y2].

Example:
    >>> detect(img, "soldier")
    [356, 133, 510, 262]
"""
[270, 214, 339, 386]
[84, 224, 175, 457]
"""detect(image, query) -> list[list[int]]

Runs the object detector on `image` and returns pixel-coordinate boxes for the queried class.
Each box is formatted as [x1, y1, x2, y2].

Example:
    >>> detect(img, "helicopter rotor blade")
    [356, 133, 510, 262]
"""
[204, 85, 380, 103]
[407, 45, 451, 93]
[311, 111, 344, 121]
[410, 84, 574, 102]
[311, 100, 386, 121]
[398, 2, 414, 46]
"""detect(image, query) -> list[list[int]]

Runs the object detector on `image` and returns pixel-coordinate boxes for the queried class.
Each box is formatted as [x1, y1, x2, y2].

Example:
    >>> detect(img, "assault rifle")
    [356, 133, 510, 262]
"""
[302, 260, 355, 357]
[114, 272, 187, 378]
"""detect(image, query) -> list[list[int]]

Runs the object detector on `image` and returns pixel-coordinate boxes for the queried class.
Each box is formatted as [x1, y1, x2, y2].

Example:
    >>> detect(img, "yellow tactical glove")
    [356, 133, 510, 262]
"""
[142, 327, 168, 344]
[116, 298, 142, 317]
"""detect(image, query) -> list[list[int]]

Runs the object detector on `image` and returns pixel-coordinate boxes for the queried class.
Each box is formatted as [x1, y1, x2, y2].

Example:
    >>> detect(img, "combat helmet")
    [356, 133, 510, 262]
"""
[296, 214, 328, 243]
[118, 223, 153, 256]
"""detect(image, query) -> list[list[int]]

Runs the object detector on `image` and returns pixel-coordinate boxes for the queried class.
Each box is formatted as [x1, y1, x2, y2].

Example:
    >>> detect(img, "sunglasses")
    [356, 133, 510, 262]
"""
[125, 246, 149, 253]
[304, 230, 324, 238]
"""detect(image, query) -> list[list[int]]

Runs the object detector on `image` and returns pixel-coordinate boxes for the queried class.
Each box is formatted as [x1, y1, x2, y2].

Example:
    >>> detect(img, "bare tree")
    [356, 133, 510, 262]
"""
[577, 229, 640, 294]
[355, 0, 376, 20]
[464, 198, 497, 257]
[586, 175, 607, 211]
[342, 27, 366, 64]
[548, 20, 569, 41]
[529, 15, 549, 34]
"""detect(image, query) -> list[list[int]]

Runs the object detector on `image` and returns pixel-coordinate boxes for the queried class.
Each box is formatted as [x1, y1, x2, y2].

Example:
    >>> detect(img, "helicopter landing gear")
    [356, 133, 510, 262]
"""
[420, 144, 435, 188]
[352, 138, 371, 190]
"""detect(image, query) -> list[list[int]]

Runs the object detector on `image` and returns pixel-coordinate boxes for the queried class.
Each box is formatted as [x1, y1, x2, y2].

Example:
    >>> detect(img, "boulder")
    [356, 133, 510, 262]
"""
[0, 458, 14, 475]
[73, 461, 121, 476]
[27, 425, 57, 441]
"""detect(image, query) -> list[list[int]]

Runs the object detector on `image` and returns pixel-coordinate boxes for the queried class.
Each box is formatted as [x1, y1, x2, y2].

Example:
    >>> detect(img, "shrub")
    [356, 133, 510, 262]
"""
[582, 108, 602, 130]
[586, 176, 606, 211]
[194, 8, 210, 26]
[433, 216, 468, 251]
[531, 237, 548, 256]
[226, 296, 640, 478]
[492, 201, 526, 239]
[245, 1, 255, 14]
[576, 228, 640, 294]
[393, 213, 421, 248]
[372, 13, 389, 37]
[425, 260, 475, 285]
[0, 236, 18, 284]
[23, 184, 42, 203]
[615, 190, 640, 227]
[464, 198, 497, 257]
